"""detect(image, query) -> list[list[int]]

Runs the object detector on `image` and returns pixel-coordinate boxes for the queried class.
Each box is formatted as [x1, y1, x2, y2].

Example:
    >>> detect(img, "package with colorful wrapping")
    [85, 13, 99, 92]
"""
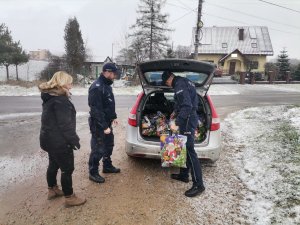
[142, 111, 170, 137]
[156, 112, 168, 136]
[160, 134, 187, 168]
[195, 116, 206, 142]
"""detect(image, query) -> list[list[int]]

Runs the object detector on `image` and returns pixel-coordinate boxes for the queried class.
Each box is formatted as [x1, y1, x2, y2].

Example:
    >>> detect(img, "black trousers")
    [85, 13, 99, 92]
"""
[88, 130, 114, 175]
[178, 113, 204, 187]
[47, 149, 74, 196]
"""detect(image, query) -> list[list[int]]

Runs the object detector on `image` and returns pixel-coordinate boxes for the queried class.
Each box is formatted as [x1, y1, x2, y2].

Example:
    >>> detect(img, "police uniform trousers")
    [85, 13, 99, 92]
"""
[88, 127, 114, 175]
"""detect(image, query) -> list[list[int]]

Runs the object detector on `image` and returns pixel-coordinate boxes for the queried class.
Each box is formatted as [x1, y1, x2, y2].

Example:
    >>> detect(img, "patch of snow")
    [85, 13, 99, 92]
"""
[208, 84, 240, 95]
[0, 85, 40, 96]
[0, 83, 300, 96]
[258, 84, 300, 93]
[0, 112, 88, 120]
[0, 152, 48, 197]
[223, 106, 300, 225]
[0, 112, 41, 120]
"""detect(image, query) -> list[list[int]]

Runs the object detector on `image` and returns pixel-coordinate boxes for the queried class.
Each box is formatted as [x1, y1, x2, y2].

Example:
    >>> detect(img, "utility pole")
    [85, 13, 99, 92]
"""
[111, 43, 114, 62]
[194, 0, 203, 60]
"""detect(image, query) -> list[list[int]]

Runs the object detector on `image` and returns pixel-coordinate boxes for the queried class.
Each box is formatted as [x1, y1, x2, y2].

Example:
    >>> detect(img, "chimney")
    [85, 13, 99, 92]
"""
[239, 28, 244, 41]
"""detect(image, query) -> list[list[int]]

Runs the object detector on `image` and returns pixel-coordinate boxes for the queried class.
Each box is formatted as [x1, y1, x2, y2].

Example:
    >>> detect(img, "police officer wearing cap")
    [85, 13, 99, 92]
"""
[88, 62, 120, 183]
[161, 71, 205, 197]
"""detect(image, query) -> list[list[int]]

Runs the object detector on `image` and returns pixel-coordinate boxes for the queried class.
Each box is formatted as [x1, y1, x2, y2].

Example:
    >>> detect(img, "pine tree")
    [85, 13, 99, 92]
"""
[164, 47, 176, 58]
[276, 48, 290, 80]
[64, 17, 86, 78]
[130, 0, 172, 60]
[0, 24, 28, 81]
[0, 23, 14, 80]
[292, 63, 300, 81]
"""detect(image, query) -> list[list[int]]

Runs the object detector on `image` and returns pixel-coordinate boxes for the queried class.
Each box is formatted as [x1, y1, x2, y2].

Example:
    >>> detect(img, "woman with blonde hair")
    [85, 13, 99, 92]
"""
[39, 71, 86, 207]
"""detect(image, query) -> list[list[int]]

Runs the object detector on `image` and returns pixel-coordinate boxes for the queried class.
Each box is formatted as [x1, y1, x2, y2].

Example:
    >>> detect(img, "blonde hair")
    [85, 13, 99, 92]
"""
[39, 71, 73, 96]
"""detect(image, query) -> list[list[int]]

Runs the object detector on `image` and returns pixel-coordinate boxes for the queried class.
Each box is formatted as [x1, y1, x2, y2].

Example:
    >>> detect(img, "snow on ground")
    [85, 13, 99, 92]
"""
[258, 84, 300, 93]
[0, 82, 300, 96]
[0, 112, 41, 120]
[223, 105, 300, 225]
[0, 151, 48, 196]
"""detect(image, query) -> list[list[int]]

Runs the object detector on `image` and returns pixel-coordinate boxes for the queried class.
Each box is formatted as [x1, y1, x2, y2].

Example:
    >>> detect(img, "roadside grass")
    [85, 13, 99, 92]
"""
[0, 80, 42, 88]
[272, 122, 300, 222]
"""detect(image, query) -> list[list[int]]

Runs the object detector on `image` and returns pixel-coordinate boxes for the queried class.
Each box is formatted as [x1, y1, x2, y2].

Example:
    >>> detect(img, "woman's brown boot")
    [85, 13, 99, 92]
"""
[65, 193, 86, 207]
[48, 185, 64, 200]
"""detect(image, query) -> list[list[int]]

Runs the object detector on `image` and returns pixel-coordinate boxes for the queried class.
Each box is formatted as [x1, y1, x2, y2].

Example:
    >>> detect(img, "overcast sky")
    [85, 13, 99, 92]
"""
[1, 0, 299, 61]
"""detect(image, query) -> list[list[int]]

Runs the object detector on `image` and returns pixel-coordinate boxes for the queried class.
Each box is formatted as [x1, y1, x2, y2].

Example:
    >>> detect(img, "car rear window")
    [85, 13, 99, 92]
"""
[144, 71, 208, 86]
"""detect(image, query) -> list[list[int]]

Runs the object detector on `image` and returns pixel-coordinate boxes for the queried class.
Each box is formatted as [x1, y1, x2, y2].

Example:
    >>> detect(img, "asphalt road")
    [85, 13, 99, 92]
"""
[0, 88, 299, 119]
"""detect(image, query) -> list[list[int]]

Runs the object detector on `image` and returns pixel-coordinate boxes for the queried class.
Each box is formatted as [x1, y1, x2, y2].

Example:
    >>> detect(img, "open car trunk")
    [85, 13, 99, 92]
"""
[138, 91, 211, 144]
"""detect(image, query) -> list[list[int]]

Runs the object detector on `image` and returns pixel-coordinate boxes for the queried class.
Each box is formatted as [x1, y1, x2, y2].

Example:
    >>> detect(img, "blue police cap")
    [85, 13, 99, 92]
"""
[103, 62, 118, 72]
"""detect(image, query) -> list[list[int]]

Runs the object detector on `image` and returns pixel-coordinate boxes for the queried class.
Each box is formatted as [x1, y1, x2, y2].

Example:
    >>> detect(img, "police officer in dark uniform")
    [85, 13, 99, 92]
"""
[88, 62, 120, 183]
[162, 71, 205, 197]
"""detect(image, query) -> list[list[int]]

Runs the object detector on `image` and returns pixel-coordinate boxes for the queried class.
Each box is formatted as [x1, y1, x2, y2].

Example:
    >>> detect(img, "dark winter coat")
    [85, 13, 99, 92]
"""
[39, 91, 80, 153]
[88, 74, 117, 134]
[172, 76, 199, 127]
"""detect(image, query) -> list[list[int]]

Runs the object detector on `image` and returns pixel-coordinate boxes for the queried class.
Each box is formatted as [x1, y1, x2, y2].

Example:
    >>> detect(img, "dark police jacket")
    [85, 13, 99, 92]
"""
[172, 76, 199, 127]
[88, 74, 117, 134]
[40, 92, 80, 153]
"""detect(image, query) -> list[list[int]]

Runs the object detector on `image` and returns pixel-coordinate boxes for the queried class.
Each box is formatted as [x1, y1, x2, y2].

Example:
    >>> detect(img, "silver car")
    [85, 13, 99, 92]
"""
[125, 59, 221, 162]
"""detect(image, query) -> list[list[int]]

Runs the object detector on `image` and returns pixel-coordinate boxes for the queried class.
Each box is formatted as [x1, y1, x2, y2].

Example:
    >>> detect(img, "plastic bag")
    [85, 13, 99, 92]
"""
[160, 134, 187, 168]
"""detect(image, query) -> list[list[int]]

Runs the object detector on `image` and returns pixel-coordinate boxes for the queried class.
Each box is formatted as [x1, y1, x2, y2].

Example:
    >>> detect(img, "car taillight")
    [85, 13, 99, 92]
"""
[128, 92, 144, 127]
[206, 95, 220, 131]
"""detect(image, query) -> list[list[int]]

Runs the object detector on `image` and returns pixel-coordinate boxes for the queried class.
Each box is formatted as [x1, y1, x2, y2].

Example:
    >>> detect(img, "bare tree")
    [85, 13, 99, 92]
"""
[175, 45, 191, 59]
[11, 41, 29, 80]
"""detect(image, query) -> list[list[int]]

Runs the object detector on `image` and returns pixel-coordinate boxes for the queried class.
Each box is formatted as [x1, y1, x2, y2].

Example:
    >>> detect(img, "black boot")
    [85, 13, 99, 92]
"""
[103, 165, 121, 173]
[170, 173, 189, 183]
[184, 184, 205, 197]
[89, 173, 105, 183]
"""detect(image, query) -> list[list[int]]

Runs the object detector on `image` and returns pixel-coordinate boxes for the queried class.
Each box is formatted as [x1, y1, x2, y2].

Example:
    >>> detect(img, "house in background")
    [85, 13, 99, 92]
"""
[191, 26, 273, 75]
[83, 56, 113, 79]
[29, 49, 51, 61]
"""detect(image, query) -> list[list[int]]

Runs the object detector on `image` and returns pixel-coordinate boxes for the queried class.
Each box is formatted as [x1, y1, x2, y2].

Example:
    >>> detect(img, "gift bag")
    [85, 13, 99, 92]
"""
[160, 134, 187, 168]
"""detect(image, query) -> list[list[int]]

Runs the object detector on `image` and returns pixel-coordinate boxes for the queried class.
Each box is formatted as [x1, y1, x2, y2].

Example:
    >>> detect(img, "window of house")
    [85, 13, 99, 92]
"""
[204, 60, 214, 63]
[222, 43, 227, 48]
[251, 43, 257, 48]
[249, 61, 258, 69]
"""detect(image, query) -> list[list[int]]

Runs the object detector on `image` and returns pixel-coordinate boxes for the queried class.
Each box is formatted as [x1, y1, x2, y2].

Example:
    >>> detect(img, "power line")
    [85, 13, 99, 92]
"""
[206, 2, 300, 30]
[167, 1, 300, 35]
[175, 0, 194, 11]
[203, 12, 300, 36]
[166, 2, 197, 24]
[258, 0, 300, 14]
[166, 2, 191, 11]
[170, 9, 195, 24]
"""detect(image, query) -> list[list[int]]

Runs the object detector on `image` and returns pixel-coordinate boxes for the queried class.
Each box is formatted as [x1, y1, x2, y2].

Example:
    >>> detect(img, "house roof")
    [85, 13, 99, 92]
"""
[84, 56, 113, 64]
[219, 49, 246, 62]
[192, 26, 273, 56]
